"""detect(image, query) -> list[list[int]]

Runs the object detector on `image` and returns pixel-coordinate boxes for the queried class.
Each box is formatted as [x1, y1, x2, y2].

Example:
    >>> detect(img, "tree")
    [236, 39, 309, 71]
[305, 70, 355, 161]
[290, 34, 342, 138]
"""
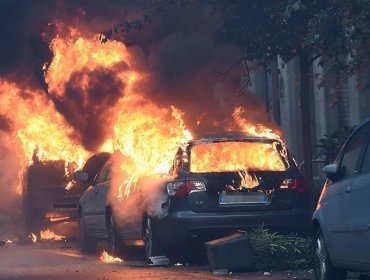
[316, 126, 355, 165]
[103, 0, 370, 190]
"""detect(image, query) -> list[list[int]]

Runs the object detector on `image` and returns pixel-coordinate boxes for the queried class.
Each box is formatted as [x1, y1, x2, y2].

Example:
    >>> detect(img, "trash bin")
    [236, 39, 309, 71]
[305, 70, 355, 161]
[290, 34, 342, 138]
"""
[205, 232, 254, 273]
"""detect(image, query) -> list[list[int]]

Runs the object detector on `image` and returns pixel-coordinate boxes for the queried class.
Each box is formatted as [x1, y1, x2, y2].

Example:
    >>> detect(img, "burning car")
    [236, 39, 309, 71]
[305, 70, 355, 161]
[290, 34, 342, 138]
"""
[77, 132, 310, 260]
[23, 152, 111, 234]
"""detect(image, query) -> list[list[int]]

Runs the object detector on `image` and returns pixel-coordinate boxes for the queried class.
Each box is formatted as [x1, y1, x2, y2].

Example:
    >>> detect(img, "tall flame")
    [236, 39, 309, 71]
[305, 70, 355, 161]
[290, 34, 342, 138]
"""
[0, 20, 289, 201]
[0, 80, 89, 165]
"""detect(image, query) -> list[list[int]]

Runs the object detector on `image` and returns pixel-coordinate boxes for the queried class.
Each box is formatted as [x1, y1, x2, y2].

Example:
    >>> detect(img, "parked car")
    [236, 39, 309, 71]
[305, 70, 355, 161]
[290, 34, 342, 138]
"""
[77, 132, 310, 259]
[23, 152, 111, 234]
[77, 152, 116, 253]
[312, 118, 370, 280]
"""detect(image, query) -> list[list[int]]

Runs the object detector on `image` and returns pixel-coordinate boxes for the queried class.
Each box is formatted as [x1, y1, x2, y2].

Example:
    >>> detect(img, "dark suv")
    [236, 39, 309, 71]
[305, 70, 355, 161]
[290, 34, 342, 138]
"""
[107, 132, 310, 260]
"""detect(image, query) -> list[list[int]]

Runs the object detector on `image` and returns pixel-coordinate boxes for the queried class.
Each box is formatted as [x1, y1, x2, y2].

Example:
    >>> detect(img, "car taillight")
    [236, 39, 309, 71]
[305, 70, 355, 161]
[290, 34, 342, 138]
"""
[280, 178, 309, 192]
[166, 181, 206, 196]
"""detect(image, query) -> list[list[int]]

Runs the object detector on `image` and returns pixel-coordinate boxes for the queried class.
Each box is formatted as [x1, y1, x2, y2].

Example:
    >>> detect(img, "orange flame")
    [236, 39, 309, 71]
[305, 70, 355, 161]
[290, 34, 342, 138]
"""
[40, 229, 65, 241]
[0, 80, 89, 166]
[29, 233, 37, 243]
[191, 141, 287, 173]
[43, 23, 193, 197]
[100, 251, 123, 263]
[232, 107, 282, 140]
[238, 170, 259, 189]
[0, 20, 289, 200]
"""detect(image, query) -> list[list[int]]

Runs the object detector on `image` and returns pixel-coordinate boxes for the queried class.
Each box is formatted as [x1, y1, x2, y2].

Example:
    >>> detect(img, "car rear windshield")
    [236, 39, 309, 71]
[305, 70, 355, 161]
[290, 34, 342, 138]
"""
[190, 141, 288, 173]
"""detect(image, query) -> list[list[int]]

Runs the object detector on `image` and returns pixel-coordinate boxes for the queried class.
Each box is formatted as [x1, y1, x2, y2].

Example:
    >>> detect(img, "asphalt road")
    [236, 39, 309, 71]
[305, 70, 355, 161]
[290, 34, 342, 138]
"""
[0, 221, 367, 280]
[0, 239, 317, 280]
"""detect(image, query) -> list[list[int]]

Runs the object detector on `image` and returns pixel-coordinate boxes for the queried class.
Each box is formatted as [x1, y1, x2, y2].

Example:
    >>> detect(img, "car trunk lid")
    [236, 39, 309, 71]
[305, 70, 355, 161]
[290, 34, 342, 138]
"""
[187, 170, 300, 212]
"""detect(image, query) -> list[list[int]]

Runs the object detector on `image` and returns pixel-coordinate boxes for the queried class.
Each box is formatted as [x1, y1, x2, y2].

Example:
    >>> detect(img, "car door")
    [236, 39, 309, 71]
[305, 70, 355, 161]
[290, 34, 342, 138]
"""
[80, 160, 112, 239]
[323, 172, 352, 263]
[323, 126, 367, 264]
[344, 123, 370, 268]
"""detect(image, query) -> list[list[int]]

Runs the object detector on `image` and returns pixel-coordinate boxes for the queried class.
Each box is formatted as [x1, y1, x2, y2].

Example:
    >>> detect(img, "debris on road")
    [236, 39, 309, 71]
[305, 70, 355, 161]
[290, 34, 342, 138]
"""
[129, 256, 170, 267]
[205, 232, 254, 274]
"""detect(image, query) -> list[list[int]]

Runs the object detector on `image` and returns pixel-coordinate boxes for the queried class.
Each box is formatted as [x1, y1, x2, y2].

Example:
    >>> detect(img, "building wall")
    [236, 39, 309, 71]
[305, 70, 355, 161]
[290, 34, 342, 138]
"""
[248, 57, 370, 167]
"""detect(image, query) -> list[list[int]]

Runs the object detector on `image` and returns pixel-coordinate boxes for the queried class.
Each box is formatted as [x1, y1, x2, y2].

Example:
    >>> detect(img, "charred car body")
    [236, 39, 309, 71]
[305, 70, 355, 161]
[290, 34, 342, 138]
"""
[77, 132, 310, 260]
[23, 152, 111, 233]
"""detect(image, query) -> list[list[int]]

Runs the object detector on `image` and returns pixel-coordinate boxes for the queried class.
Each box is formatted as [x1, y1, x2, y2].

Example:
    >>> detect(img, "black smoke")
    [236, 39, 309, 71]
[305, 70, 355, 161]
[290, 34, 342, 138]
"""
[0, 115, 12, 132]
[0, 0, 269, 150]
[52, 67, 125, 151]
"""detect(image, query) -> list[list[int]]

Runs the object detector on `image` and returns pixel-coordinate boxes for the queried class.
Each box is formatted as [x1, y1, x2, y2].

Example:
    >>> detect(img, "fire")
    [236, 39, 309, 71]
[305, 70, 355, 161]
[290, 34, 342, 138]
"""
[191, 141, 287, 173]
[42, 22, 195, 201]
[100, 251, 123, 263]
[0, 80, 89, 166]
[238, 170, 259, 189]
[232, 107, 282, 140]
[45, 24, 132, 97]
[40, 229, 65, 241]
[112, 103, 192, 199]
[29, 233, 37, 243]
[1, 19, 289, 203]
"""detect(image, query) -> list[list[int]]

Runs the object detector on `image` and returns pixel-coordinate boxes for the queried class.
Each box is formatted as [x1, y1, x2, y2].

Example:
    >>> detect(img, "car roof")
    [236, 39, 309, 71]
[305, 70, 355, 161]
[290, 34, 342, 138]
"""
[188, 131, 280, 146]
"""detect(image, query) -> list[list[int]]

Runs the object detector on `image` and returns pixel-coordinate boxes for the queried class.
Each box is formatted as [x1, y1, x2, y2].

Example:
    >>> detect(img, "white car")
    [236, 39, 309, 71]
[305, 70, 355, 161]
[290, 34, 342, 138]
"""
[77, 151, 144, 253]
[77, 152, 112, 252]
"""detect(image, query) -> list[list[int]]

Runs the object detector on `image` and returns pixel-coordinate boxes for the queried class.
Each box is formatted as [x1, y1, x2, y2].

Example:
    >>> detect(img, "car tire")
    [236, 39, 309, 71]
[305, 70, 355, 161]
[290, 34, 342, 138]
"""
[143, 216, 167, 262]
[314, 228, 347, 280]
[107, 213, 123, 257]
[79, 214, 97, 254]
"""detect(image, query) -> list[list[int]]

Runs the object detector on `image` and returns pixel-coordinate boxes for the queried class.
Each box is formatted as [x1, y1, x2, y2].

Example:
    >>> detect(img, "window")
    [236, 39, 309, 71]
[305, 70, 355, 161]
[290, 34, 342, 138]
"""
[95, 161, 112, 184]
[360, 142, 370, 173]
[190, 141, 287, 173]
[340, 123, 370, 178]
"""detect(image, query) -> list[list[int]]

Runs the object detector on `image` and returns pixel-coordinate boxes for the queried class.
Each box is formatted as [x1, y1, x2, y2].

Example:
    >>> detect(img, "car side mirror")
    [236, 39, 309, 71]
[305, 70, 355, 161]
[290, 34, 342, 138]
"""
[74, 171, 89, 182]
[323, 164, 339, 181]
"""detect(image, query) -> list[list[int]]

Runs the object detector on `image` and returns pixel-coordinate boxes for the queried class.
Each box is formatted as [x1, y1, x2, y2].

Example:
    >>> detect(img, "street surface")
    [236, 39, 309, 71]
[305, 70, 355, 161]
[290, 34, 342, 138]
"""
[0, 222, 367, 280]
[0, 239, 315, 280]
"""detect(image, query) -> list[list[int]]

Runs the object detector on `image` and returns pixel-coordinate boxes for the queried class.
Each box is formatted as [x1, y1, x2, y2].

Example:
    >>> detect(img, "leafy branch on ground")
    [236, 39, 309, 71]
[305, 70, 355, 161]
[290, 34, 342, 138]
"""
[249, 227, 313, 271]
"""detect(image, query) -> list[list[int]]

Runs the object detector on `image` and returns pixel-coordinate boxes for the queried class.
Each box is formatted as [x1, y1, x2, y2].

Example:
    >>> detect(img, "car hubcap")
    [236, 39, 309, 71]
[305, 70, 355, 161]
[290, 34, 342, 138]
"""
[315, 235, 327, 279]
[144, 218, 152, 258]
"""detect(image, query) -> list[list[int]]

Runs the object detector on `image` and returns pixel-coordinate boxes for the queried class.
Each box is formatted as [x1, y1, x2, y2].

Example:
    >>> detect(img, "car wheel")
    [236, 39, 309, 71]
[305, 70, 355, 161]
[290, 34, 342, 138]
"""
[79, 214, 97, 254]
[143, 217, 166, 261]
[314, 228, 347, 280]
[107, 213, 123, 257]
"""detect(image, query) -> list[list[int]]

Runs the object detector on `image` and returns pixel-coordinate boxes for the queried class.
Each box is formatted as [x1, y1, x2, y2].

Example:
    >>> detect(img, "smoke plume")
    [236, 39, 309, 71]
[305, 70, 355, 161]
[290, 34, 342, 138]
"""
[0, 0, 274, 237]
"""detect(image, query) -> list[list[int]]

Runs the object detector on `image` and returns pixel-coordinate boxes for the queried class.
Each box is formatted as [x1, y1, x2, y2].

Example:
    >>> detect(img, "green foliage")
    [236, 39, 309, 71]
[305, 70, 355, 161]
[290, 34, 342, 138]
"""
[249, 227, 313, 271]
[101, 0, 370, 91]
[316, 126, 355, 164]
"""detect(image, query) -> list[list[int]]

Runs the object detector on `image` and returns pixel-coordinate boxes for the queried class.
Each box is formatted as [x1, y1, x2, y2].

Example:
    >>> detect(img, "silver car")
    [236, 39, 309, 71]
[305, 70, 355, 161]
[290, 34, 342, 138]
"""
[312, 118, 370, 280]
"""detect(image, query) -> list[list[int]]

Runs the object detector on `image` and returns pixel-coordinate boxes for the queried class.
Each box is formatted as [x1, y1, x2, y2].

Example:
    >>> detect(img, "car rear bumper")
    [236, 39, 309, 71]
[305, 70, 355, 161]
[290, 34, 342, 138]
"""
[153, 209, 310, 246]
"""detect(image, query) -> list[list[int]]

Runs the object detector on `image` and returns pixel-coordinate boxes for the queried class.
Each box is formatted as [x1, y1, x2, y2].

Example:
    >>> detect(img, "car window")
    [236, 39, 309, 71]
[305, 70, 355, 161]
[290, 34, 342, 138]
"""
[95, 161, 112, 184]
[360, 141, 370, 173]
[190, 141, 287, 173]
[340, 123, 370, 178]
